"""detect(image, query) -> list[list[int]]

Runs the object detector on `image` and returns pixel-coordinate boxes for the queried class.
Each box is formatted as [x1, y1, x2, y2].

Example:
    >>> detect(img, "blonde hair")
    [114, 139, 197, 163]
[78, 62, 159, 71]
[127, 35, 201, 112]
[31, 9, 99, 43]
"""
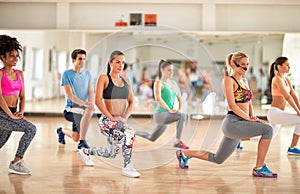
[225, 51, 248, 76]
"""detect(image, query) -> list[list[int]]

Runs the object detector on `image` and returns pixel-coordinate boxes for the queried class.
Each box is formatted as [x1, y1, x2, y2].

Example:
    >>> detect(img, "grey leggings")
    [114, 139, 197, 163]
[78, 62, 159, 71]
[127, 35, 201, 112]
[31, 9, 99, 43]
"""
[136, 111, 186, 141]
[208, 113, 273, 164]
[0, 109, 37, 159]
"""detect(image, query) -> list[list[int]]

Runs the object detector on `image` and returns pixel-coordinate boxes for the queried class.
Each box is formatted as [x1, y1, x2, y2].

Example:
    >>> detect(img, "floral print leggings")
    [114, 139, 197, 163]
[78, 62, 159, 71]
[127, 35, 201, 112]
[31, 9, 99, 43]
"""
[87, 115, 135, 168]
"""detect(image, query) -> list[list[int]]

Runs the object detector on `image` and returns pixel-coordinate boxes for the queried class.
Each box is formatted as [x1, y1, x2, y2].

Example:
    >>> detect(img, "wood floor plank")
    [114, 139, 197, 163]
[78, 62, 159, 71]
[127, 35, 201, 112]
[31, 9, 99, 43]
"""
[1, 116, 300, 193]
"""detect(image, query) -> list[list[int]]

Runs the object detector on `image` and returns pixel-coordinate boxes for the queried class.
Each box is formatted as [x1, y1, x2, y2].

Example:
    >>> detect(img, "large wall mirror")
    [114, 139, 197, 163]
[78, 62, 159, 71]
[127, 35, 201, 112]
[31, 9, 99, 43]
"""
[1, 29, 299, 116]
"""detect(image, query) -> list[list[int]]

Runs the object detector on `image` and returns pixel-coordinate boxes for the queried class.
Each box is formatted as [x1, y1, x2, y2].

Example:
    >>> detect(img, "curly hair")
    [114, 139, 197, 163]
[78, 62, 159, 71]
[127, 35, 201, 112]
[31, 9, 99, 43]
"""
[0, 34, 22, 62]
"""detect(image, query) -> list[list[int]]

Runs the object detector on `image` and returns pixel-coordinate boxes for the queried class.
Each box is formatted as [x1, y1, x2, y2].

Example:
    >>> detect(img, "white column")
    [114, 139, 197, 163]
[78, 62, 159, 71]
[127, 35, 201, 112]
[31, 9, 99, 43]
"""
[56, 3, 70, 29]
[202, 3, 216, 31]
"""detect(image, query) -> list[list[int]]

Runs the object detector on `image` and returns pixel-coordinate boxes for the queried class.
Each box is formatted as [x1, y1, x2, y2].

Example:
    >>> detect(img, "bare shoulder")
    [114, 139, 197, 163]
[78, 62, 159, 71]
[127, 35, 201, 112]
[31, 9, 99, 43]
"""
[95, 74, 108, 86]
[223, 76, 233, 84]
[98, 74, 108, 81]
[16, 69, 24, 76]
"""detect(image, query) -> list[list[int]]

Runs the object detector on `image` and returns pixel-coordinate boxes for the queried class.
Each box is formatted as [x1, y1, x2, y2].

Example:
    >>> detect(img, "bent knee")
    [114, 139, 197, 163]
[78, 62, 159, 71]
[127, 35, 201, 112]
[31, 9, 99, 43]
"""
[208, 153, 226, 164]
[262, 125, 273, 139]
[84, 108, 94, 117]
[26, 123, 37, 136]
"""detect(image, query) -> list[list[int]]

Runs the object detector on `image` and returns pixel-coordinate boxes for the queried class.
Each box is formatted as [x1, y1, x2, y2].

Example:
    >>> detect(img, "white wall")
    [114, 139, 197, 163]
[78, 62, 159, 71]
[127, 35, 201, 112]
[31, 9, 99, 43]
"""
[1, 0, 299, 101]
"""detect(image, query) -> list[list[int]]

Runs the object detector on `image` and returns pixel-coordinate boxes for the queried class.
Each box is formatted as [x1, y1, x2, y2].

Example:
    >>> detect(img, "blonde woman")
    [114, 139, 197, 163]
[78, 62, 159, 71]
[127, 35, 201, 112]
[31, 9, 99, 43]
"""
[176, 51, 277, 178]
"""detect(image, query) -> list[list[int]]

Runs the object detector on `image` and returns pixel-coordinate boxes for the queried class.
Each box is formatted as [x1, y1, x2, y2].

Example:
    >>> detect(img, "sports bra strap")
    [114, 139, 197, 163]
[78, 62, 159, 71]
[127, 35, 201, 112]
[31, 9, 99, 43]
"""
[230, 76, 240, 86]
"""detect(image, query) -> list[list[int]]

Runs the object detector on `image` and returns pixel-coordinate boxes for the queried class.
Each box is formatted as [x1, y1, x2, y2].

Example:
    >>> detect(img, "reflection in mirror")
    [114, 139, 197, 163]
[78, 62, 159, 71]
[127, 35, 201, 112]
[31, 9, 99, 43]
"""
[1, 29, 298, 117]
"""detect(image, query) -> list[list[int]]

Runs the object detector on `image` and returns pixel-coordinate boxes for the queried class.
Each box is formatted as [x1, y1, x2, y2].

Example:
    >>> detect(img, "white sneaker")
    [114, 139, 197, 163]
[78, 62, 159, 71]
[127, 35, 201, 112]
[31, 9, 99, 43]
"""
[8, 160, 31, 175]
[122, 163, 140, 178]
[78, 148, 94, 166]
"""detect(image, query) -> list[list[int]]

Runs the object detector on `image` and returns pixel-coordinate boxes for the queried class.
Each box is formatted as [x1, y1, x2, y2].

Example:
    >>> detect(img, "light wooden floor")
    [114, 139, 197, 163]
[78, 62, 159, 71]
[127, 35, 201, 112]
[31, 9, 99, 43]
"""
[1, 115, 300, 194]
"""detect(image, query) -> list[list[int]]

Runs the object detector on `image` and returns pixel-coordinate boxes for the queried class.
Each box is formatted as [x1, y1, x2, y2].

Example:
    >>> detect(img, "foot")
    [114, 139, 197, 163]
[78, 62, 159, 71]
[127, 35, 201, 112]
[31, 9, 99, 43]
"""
[78, 140, 90, 150]
[122, 163, 140, 178]
[176, 150, 189, 169]
[8, 160, 31, 175]
[287, 147, 300, 155]
[174, 141, 189, 149]
[252, 163, 277, 178]
[236, 142, 243, 150]
[56, 127, 65, 144]
[78, 148, 94, 166]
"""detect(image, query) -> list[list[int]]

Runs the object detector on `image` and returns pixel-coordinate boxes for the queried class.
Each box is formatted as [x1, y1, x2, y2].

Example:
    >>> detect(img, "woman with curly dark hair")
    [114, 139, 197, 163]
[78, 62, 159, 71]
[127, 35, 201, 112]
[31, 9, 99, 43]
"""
[0, 34, 36, 175]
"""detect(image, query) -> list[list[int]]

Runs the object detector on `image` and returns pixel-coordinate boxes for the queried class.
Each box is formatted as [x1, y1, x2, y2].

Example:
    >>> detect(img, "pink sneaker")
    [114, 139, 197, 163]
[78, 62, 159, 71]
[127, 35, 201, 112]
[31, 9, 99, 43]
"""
[174, 141, 189, 149]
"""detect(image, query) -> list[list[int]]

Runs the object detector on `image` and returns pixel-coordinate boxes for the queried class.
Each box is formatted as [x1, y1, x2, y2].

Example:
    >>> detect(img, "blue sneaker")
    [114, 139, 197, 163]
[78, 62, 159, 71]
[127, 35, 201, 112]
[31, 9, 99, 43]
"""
[287, 147, 300, 155]
[56, 127, 65, 144]
[176, 150, 189, 169]
[236, 142, 243, 150]
[78, 140, 90, 150]
[252, 163, 277, 178]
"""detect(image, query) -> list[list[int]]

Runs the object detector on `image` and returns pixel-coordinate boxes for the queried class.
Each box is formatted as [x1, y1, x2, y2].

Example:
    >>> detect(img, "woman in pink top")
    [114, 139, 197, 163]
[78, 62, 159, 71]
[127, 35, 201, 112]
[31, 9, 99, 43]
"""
[0, 34, 36, 175]
[267, 57, 300, 155]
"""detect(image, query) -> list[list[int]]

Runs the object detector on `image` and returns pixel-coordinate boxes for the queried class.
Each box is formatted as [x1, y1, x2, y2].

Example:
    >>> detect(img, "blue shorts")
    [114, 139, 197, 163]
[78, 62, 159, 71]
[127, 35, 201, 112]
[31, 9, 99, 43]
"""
[63, 110, 83, 133]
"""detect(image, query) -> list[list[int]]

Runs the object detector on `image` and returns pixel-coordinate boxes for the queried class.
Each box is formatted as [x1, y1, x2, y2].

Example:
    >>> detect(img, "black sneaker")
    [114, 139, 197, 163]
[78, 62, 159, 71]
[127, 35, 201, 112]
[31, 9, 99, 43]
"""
[56, 127, 65, 144]
[77, 140, 90, 150]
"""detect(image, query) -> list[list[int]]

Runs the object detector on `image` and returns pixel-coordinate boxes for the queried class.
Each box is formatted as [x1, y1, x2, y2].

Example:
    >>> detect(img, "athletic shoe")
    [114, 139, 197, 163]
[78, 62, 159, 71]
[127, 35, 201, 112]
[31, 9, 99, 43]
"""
[77, 140, 90, 150]
[122, 163, 140, 178]
[8, 160, 31, 175]
[236, 142, 243, 150]
[174, 141, 189, 149]
[252, 163, 277, 178]
[56, 127, 65, 144]
[176, 150, 189, 169]
[78, 148, 94, 166]
[287, 147, 300, 155]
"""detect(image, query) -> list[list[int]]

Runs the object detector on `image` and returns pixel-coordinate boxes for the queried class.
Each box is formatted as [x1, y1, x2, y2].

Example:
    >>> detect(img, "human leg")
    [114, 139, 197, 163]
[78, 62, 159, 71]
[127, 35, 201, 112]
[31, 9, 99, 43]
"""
[0, 128, 12, 149]
[0, 110, 36, 175]
[61, 110, 81, 142]
[177, 136, 239, 169]
[268, 107, 300, 153]
[81, 116, 140, 177]
[135, 112, 168, 141]
[79, 107, 93, 140]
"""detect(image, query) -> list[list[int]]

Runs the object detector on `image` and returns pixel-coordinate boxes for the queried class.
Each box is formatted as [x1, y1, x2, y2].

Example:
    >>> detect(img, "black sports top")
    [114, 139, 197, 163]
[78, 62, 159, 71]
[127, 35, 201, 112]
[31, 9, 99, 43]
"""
[103, 74, 129, 99]
[230, 76, 253, 103]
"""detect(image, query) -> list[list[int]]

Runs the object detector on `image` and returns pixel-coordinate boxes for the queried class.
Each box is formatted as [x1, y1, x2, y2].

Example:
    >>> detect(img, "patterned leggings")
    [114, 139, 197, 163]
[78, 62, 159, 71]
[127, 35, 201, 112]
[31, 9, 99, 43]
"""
[88, 115, 135, 168]
[0, 109, 37, 159]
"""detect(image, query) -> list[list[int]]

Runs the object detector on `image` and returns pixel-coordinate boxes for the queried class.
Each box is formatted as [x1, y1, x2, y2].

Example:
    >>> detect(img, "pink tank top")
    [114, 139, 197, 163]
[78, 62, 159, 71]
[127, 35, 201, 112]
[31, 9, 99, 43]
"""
[1, 68, 23, 96]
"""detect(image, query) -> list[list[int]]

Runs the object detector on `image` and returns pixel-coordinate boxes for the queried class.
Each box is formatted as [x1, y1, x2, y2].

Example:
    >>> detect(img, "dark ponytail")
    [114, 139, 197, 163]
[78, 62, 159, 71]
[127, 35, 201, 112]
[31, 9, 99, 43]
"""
[158, 59, 172, 79]
[268, 57, 288, 92]
[106, 50, 124, 75]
